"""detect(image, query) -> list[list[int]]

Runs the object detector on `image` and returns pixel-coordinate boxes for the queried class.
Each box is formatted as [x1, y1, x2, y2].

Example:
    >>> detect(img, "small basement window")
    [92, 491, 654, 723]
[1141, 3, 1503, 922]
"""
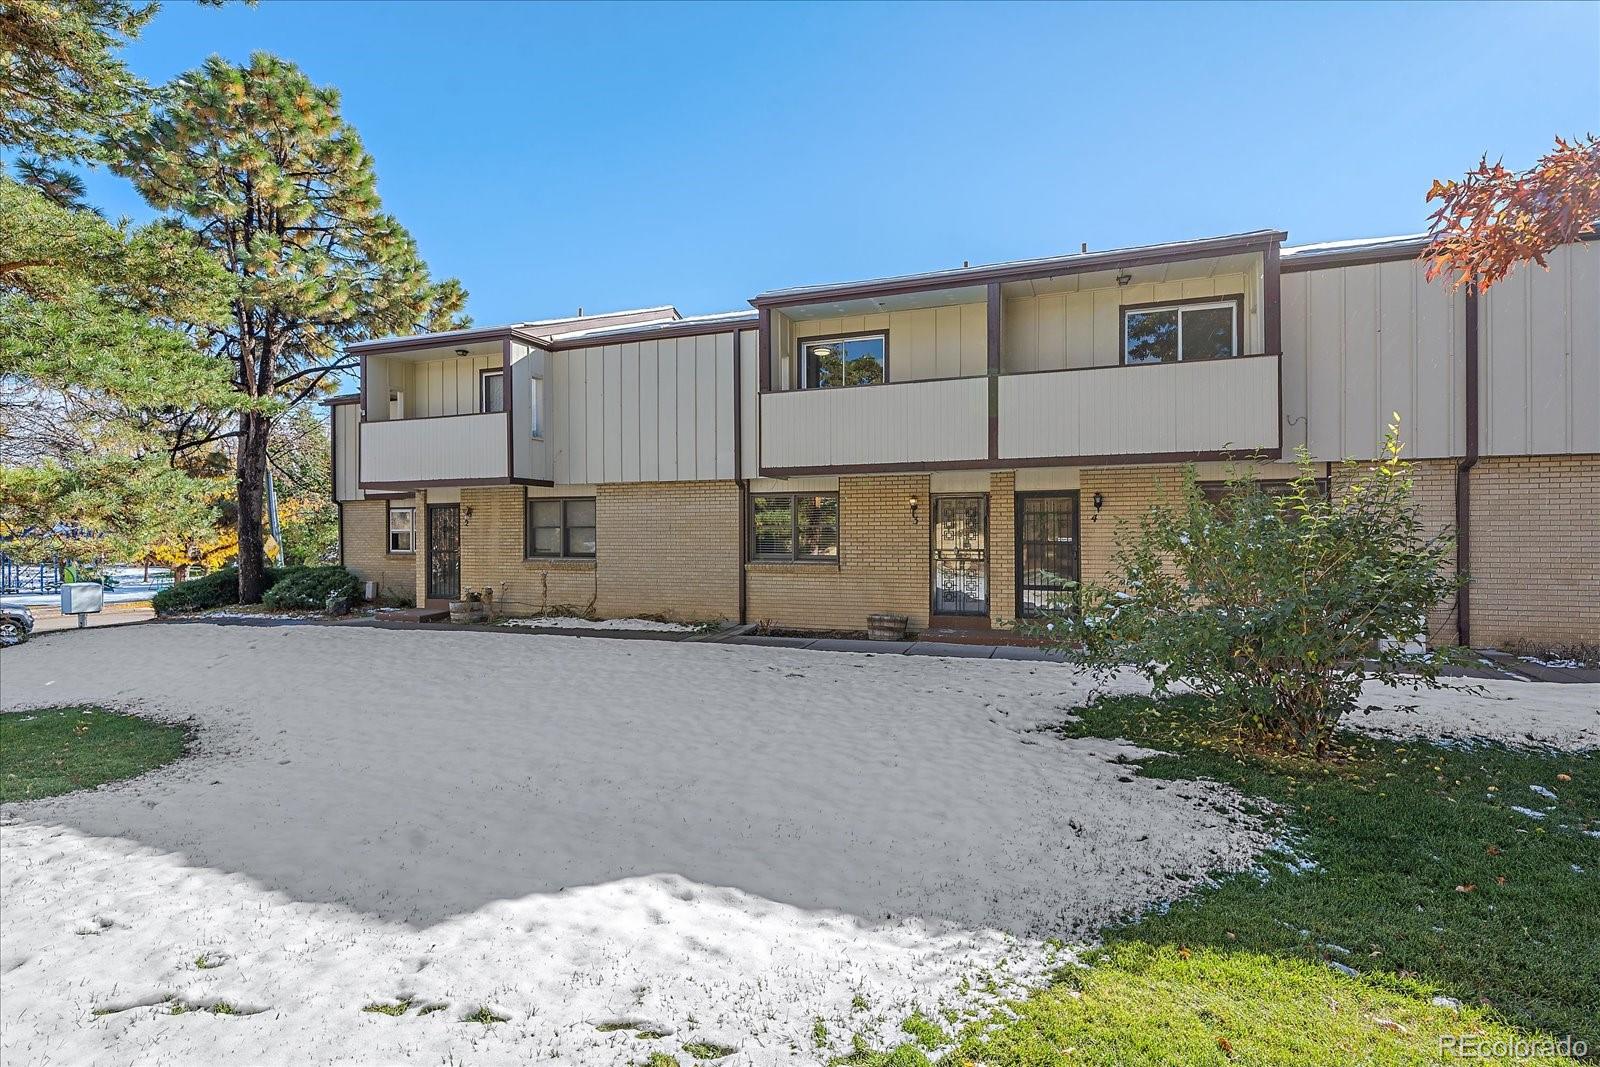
[387, 505, 415, 554]
[750, 493, 839, 561]
[526, 498, 596, 559]
[800, 333, 886, 388]
[1122, 298, 1241, 365]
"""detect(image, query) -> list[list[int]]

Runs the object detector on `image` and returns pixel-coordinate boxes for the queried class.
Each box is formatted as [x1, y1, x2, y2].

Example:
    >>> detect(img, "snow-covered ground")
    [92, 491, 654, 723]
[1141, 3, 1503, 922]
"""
[1353, 679, 1600, 751]
[501, 614, 698, 632]
[1, 626, 1593, 1066]
[1, 625, 1264, 1066]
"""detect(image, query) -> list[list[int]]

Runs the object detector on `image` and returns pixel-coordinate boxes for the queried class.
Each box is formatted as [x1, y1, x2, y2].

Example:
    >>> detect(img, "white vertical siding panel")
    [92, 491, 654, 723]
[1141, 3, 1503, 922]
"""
[1305, 268, 1347, 461]
[620, 343, 641, 482]
[960, 303, 987, 376]
[715, 332, 735, 479]
[602, 345, 623, 483]
[1376, 261, 1415, 451]
[695, 334, 718, 478]
[1527, 250, 1571, 455]
[657, 340, 678, 481]
[639, 341, 661, 482]
[1341, 265, 1380, 460]
[550, 354, 567, 483]
[1485, 269, 1530, 455]
[739, 330, 760, 479]
[1280, 272, 1309, 456]
[673, 339, 695, 476]
[909, 309, 937, 380]
[583, 351, 604, 485]
[1092, 290, 1120, 367]
[1567, 245, 1600, 453]
[1411, 268, 1456, 457]
[1060, 292, 1094, 370]
[934, 305, 962, 378]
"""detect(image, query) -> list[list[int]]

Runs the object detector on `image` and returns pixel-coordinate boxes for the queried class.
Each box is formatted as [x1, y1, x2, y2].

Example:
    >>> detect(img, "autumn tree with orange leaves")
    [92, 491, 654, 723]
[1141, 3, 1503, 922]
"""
[1423, 134, 1600, 290]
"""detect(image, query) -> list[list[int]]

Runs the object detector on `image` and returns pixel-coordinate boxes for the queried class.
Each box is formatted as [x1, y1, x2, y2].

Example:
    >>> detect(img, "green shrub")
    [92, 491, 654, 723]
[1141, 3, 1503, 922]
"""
[152, 568, 243, 615]
[1030, 423, 1467, 757]
[261, 565, 359, 611]
[151, 566, 296, 615]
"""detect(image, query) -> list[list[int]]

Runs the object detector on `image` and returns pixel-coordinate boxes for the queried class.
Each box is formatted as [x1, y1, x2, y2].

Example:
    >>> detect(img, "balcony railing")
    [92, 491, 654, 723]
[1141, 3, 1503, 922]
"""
[359, 411, 508, 486]
[759, 377, 989, 472]
[998, 354, 1280, 460]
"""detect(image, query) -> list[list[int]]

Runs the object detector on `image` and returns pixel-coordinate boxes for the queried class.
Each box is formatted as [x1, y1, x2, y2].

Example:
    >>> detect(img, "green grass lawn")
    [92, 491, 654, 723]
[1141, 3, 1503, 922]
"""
[838, 696, 1598, 1066]
[0, 706, 188, 803]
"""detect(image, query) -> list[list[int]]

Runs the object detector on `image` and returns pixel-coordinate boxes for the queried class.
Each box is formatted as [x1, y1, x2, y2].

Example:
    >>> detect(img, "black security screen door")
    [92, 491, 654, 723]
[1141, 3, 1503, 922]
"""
[1017, 492, 1079, 617]
[427, 504, 460, 600]
[931, 495, 988, 616]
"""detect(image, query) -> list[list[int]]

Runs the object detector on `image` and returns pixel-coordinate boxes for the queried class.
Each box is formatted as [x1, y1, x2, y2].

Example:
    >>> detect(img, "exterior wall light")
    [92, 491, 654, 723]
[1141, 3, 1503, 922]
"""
[908, 495, 920, 524]
[1091, 491, 1104, 521]
[1115, 272, 1133, 287]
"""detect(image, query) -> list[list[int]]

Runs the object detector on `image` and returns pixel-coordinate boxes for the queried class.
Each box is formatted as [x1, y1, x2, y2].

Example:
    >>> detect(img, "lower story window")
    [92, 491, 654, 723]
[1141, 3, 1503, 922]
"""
[387, 505, 415, 553]
[526, 497, 596, 558]
[751, 493, 838, 561]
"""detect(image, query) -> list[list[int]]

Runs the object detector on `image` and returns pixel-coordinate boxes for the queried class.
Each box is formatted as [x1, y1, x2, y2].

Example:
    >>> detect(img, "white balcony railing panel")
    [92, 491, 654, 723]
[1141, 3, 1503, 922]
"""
[760, 377, 989, 470]
[998, 355, 1280, 460]
[359, 412, 507, 484]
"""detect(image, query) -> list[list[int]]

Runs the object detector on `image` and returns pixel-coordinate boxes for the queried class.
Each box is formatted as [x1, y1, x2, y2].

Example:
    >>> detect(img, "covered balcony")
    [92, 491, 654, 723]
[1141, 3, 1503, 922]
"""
[752, 231, 1284, 473]
[355, 335, 512, 489]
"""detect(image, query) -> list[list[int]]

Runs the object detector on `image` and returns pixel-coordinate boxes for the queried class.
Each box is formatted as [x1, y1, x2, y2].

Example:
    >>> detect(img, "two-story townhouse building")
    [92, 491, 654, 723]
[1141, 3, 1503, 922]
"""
[326, 227, 1599, 647]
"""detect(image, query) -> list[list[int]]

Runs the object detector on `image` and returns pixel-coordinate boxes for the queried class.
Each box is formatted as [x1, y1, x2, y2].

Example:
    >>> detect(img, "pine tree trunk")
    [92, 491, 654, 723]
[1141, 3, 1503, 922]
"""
[236, 410, 271, 604]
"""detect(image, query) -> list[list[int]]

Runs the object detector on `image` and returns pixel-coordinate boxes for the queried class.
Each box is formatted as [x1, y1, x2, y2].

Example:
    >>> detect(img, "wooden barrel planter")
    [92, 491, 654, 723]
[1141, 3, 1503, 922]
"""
[867, 613, 908, 641]
[448, 600, 485, 624]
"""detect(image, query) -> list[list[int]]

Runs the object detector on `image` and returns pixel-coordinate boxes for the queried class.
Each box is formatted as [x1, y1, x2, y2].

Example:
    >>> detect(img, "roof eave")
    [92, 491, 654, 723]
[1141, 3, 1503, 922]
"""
[749, 229, 1289, 309]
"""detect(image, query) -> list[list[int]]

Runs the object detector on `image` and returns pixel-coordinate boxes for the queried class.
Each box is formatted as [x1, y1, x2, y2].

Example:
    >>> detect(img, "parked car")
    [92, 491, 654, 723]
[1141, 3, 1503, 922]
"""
[0, 604, 35, 646]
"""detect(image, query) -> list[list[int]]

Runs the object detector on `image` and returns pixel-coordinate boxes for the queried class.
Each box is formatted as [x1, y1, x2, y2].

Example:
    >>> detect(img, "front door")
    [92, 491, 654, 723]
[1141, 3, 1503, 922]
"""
[931, 495, 988, 616]
[1016, 492, 1079, 618]
[426, 504, 460, 601]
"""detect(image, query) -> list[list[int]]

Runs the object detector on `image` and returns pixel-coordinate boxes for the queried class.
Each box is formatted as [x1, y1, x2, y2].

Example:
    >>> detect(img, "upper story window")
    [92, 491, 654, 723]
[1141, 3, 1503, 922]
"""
[529, 377, 543, 438]
[1122, 297, 1241, 365]
[480, 369, 505, 413]
[526, 497, 596, 559]
[800, 332, 886, 388]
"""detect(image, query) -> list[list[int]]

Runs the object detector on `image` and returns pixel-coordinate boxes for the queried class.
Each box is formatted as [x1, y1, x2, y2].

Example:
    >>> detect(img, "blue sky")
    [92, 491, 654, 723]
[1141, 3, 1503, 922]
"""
[81, 0, 1600, 327]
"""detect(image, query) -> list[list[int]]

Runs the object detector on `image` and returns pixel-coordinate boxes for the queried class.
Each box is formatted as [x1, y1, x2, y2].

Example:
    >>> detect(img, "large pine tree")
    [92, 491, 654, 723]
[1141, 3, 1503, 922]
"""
[114, 53, 467, 602]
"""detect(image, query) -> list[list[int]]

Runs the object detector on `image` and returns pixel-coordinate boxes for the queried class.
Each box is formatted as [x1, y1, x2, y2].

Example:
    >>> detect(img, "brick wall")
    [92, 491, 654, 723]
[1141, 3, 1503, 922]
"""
[1077, 466, 1188, 585]
[746, 474, 931, 632]
[596, 480, 741, 623]
[988, 471, 1017, 626]
[339, 500, 416, 603]
[1466, 454, 1599, 647]
[458, 487, 598, 616]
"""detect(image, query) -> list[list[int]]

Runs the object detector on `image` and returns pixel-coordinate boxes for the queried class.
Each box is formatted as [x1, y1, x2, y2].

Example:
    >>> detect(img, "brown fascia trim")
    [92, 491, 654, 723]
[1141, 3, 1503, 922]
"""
[1280, 242, 1428, 273]
[1456, 282, 1480, 647]
[759, 448, 1282, 479]
[321, 394, 361, 406]
[349, 326, 554, 357]
[359, 476, 554, 491]
[751, 231, 1288, 309]
[542, 319, 756, 351]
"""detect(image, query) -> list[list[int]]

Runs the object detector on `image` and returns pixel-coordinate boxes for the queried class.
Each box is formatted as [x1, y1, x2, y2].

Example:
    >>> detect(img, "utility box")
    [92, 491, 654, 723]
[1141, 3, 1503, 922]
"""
[61, 582, 104, 616]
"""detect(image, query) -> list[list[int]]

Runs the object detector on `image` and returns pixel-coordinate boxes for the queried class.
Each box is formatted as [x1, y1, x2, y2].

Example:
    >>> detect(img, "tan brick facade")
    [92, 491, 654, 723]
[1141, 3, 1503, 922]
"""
[746, 474, 932, 631]
[341, 453, 1597, 645]
[1465, 454, 1599, 647]
[595, 481, 741, 623]
[458, 487, 598, 616]
[1329, 459, 1460, 644]
[988, 471, 1017, 626]
[339, 500, 416, 604]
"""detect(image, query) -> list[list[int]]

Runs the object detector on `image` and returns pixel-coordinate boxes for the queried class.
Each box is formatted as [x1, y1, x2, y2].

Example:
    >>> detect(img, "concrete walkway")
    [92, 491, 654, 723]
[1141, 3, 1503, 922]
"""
[719, 633, 1067, 661]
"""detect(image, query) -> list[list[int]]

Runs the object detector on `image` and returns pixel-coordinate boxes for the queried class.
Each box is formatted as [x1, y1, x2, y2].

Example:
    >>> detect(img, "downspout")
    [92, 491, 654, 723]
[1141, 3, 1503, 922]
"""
[1455, 283, 1479, 648]
[733, 328, 748, 625]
